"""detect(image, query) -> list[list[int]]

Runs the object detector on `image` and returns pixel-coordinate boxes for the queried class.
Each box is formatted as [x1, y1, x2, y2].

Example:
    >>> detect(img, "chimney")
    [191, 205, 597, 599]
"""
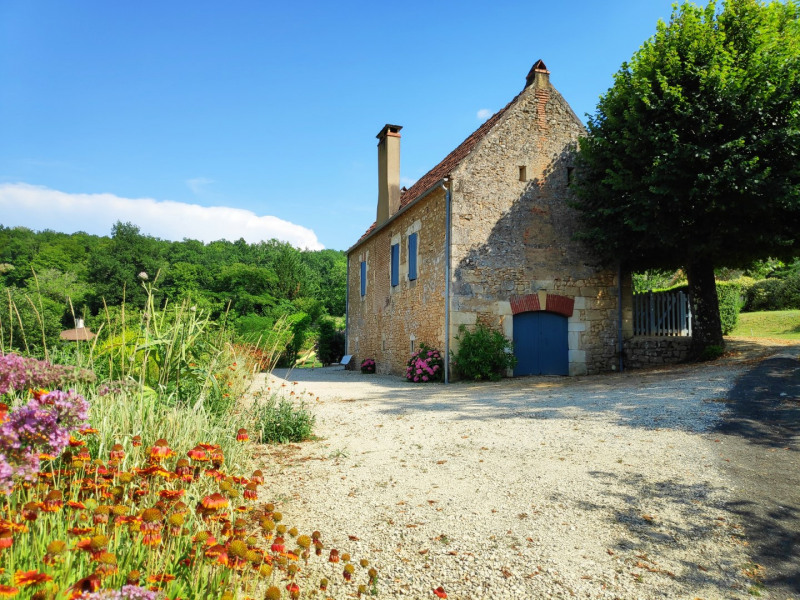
[525, 59, 550, 89]
[376, 124, 402, 226]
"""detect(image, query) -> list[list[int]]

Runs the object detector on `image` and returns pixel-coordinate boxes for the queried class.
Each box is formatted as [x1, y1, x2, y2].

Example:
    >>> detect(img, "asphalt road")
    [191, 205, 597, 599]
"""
[716, 348, 800, 599]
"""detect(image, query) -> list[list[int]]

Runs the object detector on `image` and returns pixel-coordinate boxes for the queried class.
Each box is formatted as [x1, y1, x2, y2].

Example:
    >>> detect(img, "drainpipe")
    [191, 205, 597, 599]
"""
[617, 262, 624, 373]
[345, 257, 349, 355]
[444, 179, 452, 384]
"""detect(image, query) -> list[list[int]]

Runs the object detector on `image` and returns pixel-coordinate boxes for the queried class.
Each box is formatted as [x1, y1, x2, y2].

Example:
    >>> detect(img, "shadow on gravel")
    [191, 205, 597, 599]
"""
[581, 471, 747, 592]
[712, 352, 800, 596]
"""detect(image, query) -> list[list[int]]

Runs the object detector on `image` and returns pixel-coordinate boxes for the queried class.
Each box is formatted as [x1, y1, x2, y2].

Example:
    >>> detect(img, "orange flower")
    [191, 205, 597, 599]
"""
[433, 586, 448, 598]
[243, 483, 258, 501]
[251, 470, 264, 484]
[147, 573, 176, 584]
[41, 490, 63, 512]
[187, 447, 209, 462]
[67, 501, 86, 510]
[200, 493, 228, 511]
[13, 570, 53, 587]
[70, 574, 101, 595]
[329, 549, 340, 563]
[270, 537, 286, 553]
[0, 584, 18, 597]
[68, 436, 86, 447]
[236, 428, 249, 442]
[110, 444, 125, 461]
[80, 426, 99, 435]
[149, 439, 174, 462]
[158, 489, 185, 500]
[131, 435, 142, 447]
[286, 583, 300, 599]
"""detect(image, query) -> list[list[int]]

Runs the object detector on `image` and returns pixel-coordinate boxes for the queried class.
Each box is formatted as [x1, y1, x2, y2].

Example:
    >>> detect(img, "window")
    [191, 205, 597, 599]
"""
[519, 166, 527, 181]
[408, 233, 418, 281]
[360, 261, 366, 297]
[390, 244, 399, 287]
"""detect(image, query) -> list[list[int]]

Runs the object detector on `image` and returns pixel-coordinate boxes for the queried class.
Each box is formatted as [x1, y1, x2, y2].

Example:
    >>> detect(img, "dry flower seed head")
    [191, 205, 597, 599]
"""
[258, 564, 273, 578]
[176, 458, 189, 468]
[195, 530, 210, 543]
[344, 563, 355, 574]
[126, 570, 140, 585]
[276, 556, 288, 567]
[319, 578, 329, 591]
[97, 551, 117, 565]
[247, 535, 258, 546]
[251, 469, 264, 484]
[342, 552, 351, 563]
[246, 549, 261, 563]
[94, 505, 111, 516]
[89, 535, 109, 551]
[229, 539, 248, 559]
[296, 535, 311, 549]
[276, 524, 287, 535]
[311, 530, 321, 540]
[368, 567, 378, 581]
[219, 480, 233, 492]
[228, 488, 240, 499]
[360, 558, 369, 568]
[141, 508, 162, 523]
[173, 501, 188, 513]
[234, 518, 247, 529]
[111, 505, 128, 516]
[46, 540, 66, 554]
[264, 503, 275, 512]
[272, 511, 282, 522]
[329, 549, 340, 563]
[260, 518, 275, 531]
[358, 585, 368, 596]
[221, 592, 234, 600]
[264, 586, 281, 600]
[288, 526, 298, 538]
[287, 563, 299, 577]
[168, 513, 185, 526]
[117, 472, 134, 484]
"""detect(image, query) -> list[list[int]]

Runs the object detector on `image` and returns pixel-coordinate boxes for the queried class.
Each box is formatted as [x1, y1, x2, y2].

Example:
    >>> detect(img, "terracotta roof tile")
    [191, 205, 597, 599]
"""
[353, 90, 522, 247]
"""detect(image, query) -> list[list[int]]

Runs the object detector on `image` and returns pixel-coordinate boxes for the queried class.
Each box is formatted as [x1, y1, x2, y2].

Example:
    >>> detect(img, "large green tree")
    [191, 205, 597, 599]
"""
[574, 0, 800, 355]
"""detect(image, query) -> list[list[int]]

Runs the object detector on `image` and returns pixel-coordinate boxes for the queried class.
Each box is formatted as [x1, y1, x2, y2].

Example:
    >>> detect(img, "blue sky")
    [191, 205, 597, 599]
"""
[0, 0, 679, 250]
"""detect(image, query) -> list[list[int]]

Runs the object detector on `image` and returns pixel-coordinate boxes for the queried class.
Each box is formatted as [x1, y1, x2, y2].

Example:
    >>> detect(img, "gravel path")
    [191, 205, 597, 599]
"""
[254, 353, 784, 600]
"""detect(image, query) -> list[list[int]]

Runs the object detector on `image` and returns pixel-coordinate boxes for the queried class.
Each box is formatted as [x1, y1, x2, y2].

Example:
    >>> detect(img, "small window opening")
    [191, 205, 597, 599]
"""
[382, 339, 387, 351]
[518, 166, 527, 181]
[567, 167, 575, 187]
[410, 339, 415, 353]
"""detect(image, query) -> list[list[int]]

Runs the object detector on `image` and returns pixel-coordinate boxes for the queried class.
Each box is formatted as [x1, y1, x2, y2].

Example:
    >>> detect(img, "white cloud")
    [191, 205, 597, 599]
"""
[186, 177, 214, 195]
[477, 108, 492, 120]
[0, 183, 324, 250]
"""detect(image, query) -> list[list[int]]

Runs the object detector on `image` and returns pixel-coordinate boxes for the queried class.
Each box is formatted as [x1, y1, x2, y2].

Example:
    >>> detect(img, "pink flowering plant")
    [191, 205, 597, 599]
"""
[405, 343, 444, 383]
[360, 358, 376, 374]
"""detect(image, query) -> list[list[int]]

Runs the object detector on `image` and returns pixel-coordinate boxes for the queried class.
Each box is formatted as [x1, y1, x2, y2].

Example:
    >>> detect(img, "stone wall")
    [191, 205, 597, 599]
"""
[346, 188, 447, 375]
[623, 337, 692, 369]
[448, 74, 624, 375]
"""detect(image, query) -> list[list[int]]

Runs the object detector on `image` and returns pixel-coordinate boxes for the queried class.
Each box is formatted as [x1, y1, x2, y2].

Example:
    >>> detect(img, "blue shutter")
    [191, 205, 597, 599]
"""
[391, 244, 399, 287]
[360, 261, 366, 296]
[408, 233, 418, 281]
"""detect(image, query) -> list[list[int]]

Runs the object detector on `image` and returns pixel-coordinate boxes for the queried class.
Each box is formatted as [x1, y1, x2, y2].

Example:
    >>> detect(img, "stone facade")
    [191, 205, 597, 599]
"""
[347, 189, 447, 374]
[348, 61, 641, 378]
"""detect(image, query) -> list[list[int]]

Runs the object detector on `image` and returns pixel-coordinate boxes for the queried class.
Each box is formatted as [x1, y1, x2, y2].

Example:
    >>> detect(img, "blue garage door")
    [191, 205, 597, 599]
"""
[513, 311, 569, 376]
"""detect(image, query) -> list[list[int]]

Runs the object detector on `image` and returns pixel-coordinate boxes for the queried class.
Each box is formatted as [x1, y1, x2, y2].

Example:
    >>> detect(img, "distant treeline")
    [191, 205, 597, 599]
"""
[0, 222, 346, 358]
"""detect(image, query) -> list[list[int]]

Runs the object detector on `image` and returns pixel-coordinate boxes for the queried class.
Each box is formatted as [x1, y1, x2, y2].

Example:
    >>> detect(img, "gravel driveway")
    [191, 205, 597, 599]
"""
[256, 346, 794, 600]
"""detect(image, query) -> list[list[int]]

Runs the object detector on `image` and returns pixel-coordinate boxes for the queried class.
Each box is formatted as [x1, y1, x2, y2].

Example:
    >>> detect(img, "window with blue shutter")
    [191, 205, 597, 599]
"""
[408, 233, 418, 281]
[390, 244, 399, 287]
[360, 261, 366, 296]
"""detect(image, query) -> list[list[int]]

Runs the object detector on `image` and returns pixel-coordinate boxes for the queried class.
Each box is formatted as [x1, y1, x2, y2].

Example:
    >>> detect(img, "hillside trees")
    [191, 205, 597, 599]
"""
[574, 0, 800, 356]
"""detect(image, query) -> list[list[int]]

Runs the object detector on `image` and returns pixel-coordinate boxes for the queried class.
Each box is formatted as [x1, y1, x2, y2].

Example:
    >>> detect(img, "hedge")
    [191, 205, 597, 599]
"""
[744, 272, 800, 312]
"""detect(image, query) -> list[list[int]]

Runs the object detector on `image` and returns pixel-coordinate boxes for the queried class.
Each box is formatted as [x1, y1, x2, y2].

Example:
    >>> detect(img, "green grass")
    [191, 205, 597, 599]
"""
[729, 310, 800, 340]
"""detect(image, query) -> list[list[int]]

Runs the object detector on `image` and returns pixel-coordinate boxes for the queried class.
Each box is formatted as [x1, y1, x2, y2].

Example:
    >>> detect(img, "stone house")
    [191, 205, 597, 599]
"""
[345, 60, 640, 378]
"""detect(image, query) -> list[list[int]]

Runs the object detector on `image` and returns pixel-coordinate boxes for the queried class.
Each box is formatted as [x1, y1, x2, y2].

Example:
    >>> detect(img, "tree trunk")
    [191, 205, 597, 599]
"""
[686, 259, 724, 358]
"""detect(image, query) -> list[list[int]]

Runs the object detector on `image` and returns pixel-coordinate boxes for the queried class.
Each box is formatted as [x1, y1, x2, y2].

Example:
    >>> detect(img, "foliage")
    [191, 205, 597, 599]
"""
[658, 279, 749, 335]
[744, 271, 800, 311]
[730, 310, 800, 340]
[316, 318, 345, 366]
[0, 283, 64, 357]
[574, 0, 800, 354]
[452, 324, 517, 381]
[360, 358, 376, 374]
[632, 269, 685, 293]
[252, 392, 316, 443]
[406, 343, 444, 383]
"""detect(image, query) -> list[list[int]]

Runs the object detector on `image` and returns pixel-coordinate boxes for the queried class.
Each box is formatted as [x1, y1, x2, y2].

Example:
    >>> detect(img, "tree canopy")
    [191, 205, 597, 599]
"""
[574, 0, 800, 354]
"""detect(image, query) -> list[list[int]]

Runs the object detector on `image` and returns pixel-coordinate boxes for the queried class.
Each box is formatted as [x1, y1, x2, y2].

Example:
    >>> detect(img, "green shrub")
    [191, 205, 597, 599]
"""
[254, 394, 316, 443]
[452, 323, 517, 381]
[317, 317, 345, 365]
[717, 280, 749, 335]
[744, 272, 800, 311]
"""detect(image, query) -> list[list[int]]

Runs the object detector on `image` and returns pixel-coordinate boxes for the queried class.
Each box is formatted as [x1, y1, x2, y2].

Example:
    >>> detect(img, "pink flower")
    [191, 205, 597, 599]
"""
[422, 376, 428, 381]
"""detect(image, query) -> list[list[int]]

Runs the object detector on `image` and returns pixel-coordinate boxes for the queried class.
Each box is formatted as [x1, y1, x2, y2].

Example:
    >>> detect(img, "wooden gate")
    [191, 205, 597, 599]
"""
[633, 291, 692, 336]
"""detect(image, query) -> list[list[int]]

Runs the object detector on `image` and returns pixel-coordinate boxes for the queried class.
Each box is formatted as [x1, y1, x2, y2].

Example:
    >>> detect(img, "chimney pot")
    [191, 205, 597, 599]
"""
[525, 59, 550, 88]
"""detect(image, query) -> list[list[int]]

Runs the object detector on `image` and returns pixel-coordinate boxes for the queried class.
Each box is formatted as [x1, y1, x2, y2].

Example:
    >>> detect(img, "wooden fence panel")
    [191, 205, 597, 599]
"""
[633, 291, 692, 337]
